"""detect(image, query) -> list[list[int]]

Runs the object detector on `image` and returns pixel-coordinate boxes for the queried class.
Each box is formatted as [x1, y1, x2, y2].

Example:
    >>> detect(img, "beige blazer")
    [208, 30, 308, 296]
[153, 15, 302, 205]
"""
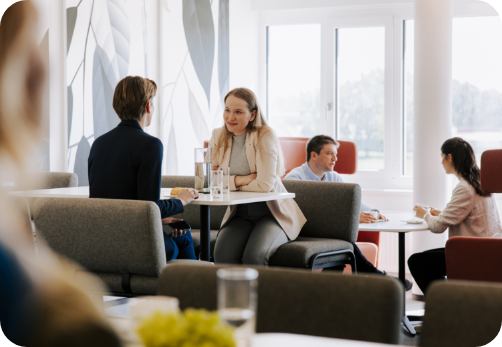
[425, 178, 502, 238]
[209, 126, 306, 240]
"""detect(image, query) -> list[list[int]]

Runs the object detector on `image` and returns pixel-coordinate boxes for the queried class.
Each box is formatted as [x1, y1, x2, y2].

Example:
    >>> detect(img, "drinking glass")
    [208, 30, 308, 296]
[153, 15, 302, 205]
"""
[217, 268, 258, 347]
[210, 170, 223, 199]
[194, 148, 212, 192]
[220, 167, 231, 194]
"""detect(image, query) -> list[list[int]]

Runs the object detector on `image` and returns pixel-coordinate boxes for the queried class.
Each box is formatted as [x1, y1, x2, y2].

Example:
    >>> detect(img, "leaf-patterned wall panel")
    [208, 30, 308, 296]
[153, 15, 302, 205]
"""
[74, 136, 91, 186]
[182, 0, 215, 106]
[188, 88, 210, 147]
[107, 0, 130, 79]
[68, 85, 73, 146]
[93, 46, 119, 139]
[165, 122, 179, 175]
[67, 6, 78, 54]
[218, 0, 229, 107]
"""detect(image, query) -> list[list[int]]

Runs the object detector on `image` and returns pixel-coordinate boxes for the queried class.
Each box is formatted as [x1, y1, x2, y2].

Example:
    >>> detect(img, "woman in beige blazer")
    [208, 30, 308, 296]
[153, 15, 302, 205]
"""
[209, 88, 306, 265]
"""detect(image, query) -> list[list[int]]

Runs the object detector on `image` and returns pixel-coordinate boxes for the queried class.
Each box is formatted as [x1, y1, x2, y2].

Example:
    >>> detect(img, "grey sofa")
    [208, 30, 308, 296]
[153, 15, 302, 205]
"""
[23, 171, 78, 219]
[162, 176, 361, 271]
[158, 263, 403, 344]
[421, 281, 502, 347]
[33, 197, 204, 296]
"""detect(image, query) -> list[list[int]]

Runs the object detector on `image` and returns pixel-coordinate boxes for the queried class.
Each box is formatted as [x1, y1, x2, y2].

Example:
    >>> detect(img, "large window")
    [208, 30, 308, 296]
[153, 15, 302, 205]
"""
[265, 8, 500, 189]
[267, 24, 321, 137]
[404, 16, 502, 173]
[337, 27, 385, 171]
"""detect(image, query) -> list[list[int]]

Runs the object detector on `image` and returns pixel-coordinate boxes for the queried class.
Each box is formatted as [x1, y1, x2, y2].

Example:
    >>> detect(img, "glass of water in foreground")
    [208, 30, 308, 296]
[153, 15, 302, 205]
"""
[217, 268, 258, 347]
[210, 170, 223, 199]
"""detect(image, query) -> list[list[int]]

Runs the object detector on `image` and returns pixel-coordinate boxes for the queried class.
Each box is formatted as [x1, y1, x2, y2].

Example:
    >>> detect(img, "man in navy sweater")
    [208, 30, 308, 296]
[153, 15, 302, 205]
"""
[88, 76, 198, 260]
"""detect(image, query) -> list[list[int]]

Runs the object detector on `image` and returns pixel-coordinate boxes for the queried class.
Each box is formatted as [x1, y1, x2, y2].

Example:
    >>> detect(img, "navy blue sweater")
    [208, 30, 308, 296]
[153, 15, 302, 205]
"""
[88, 120, 183, 218]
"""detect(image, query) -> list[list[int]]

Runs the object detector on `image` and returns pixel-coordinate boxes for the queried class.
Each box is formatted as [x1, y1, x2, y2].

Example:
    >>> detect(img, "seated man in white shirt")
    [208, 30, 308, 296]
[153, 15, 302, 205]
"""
[284, 135, 412, 291]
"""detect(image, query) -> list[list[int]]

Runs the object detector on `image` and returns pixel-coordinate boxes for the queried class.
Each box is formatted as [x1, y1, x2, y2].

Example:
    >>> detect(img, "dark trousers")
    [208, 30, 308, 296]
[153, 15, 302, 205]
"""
[163, 230, 196, 260]
[330, 243, 383, 274]
[407, 247, 446, 295]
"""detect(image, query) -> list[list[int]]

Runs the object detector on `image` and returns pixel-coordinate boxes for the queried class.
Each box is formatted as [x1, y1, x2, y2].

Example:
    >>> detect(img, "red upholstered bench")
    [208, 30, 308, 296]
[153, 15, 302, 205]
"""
[204, 137, 380, 267]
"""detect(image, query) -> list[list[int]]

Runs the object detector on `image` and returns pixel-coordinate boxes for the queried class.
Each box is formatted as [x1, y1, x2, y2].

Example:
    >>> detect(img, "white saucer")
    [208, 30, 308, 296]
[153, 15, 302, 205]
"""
[401, 219, 425, 224]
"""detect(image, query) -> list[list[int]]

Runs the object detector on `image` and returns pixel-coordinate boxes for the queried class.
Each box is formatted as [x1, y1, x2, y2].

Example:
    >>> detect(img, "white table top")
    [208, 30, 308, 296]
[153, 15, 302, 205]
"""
[107, 317, 401, 347]
[252, 333, 403, 347]
[163, 190, 294, 206]
[9, 186, 90, 198]
[8, 187, 294, 206]
[359, 212, 430, 233]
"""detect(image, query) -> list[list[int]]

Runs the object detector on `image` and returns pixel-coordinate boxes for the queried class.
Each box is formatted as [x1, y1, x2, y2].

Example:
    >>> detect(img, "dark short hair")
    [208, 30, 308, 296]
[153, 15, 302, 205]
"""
[306, 135, 340, 162]
[113, 76, 157, 121]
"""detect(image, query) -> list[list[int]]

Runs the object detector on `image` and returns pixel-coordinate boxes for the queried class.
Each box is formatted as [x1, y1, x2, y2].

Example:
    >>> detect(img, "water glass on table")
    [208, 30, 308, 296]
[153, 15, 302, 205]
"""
[210, 170, 223, 199]
[220, 167, 231, 194]
[217, 268, 258, 347]
[194, 148, 212, 192]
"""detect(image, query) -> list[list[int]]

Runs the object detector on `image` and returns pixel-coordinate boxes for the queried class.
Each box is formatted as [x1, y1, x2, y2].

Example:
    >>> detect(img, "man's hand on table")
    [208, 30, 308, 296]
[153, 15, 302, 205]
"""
[359, 212, 388, 223]
[176, 189, 199, 206]
[360, 212, 377, 223]
[161, 217, 187, 237]
[378, 213, 388, 221]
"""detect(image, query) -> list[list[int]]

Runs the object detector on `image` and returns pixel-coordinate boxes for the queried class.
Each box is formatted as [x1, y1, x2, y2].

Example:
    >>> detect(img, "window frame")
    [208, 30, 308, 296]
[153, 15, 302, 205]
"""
[260, 2, 498, 190]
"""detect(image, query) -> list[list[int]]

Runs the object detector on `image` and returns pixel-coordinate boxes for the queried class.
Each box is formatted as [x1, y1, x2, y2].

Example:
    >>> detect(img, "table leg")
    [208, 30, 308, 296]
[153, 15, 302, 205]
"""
[399, 232, 416, 336]
[200, 205, 211, 261]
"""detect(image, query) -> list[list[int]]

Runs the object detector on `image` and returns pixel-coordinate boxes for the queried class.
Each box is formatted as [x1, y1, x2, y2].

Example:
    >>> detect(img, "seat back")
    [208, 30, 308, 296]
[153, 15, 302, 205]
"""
[22, 172, 78, 219]
[421, 281, 502, 347]
[33, 198, 166, 277]
[445, 236, 502, 283]
[481, 149, 502, 193]
[161, 176, 227, 230]
[31, 171, 79, 189]
[203, 138, 358, 175]
[158, 264, 403, 344]
[282, 180, 360, 243]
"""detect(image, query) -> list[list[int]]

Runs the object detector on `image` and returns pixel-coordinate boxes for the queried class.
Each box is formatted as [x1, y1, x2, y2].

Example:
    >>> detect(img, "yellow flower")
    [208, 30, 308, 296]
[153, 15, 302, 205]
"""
[137, 309, 236, 347]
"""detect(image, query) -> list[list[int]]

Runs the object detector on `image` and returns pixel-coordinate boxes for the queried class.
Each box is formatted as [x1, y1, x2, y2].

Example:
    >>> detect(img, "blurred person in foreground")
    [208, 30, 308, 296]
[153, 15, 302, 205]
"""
[0, 2, 121, 346]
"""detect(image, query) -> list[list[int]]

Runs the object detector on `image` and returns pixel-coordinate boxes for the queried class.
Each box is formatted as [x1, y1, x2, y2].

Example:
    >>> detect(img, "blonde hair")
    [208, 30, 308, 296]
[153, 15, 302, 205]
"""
[113, 76, 157, 121]
[0, 1, 44, 175]
[214, 88, 285, 176]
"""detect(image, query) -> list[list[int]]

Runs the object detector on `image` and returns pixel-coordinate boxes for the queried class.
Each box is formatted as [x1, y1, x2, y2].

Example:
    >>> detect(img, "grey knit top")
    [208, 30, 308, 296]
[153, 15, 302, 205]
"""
[229, 132, 251, 176]
[229, 132, 270, 217]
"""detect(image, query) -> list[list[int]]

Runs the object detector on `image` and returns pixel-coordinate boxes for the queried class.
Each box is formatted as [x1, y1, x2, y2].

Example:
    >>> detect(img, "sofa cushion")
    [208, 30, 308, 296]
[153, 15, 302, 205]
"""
[269, 237, 354, 268]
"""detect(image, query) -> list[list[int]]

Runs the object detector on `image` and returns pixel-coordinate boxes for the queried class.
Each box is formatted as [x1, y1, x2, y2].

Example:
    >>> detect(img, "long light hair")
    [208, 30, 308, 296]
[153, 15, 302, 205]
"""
[0, 1, 44, 184]
[214, 88, 285, 177]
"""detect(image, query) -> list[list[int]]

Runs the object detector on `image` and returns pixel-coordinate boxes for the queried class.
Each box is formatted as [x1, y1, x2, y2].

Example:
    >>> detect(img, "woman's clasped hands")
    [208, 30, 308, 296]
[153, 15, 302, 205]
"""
[235, 173, 257, 187]
[414, 205, 441, 219]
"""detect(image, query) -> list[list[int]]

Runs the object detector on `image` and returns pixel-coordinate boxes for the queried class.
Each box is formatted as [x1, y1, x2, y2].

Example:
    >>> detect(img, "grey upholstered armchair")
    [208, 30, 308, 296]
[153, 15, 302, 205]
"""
[33, 197, 203, 296]
[158, 263, 403, 344]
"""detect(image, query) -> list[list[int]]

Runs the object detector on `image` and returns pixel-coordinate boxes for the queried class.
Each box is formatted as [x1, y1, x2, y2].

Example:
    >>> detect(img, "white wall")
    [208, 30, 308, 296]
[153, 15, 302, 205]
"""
[229, 0, 261, 94]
